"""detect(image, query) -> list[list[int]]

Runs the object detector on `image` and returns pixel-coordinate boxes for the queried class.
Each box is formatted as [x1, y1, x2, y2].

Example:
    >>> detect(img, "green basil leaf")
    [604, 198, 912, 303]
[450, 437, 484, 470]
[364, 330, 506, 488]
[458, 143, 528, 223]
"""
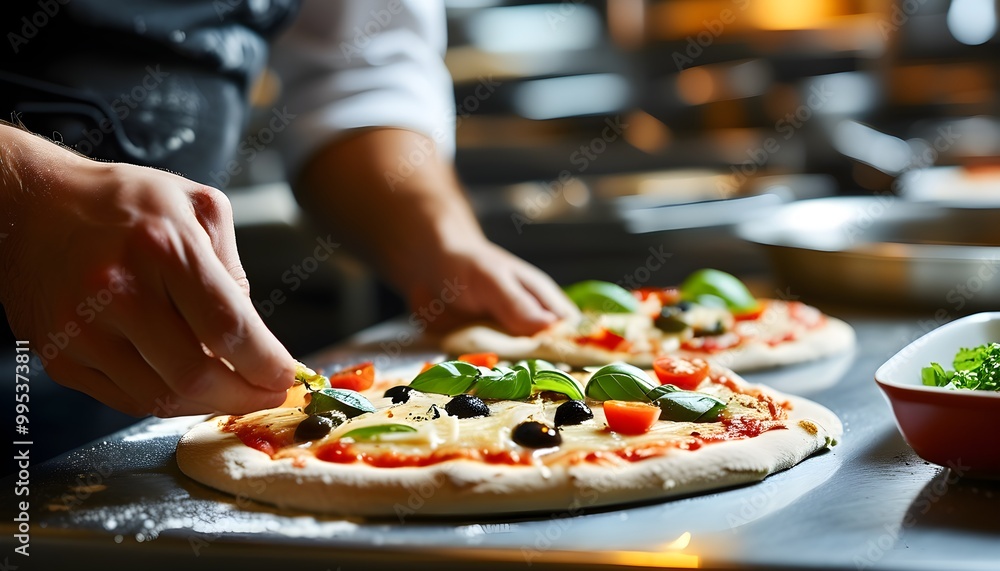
[304, 388, 376, 418]
[341, 423, 418, 441]
[409, 360, 480, 395]
[531, 369, 585, 400]
[585, 363, 655, 402]
[564, 280, 640, 314]
[652, 391, 726, 422]
[294, 361, 330, 389]
[680, 269, 758, 313]
[472, 366, 532, 400]
[646, 384, 681, 400]
[514, 359, 558, 378]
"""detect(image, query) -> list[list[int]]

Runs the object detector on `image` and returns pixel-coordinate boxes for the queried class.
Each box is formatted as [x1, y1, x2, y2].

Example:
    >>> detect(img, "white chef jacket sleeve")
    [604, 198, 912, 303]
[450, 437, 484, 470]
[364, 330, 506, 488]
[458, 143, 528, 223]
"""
[269, 0, 456, 178]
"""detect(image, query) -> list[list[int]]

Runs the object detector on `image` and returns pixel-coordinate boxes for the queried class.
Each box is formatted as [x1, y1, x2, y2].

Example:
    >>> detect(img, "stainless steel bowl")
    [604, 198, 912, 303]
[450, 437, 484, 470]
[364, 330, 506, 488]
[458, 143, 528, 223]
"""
[736, 197, 1000, 310]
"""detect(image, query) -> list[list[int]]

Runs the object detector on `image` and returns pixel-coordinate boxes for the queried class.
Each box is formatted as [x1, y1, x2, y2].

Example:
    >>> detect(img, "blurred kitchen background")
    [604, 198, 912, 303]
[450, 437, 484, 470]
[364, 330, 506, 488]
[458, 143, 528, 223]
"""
[233, 0, 1000, 357]
[16, 0, 1000, 470]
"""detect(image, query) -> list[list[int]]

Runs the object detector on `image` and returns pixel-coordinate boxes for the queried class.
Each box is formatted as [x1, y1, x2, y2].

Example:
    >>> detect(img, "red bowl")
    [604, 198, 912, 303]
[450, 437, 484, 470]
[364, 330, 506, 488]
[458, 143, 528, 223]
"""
[875, 312, 1000, 479]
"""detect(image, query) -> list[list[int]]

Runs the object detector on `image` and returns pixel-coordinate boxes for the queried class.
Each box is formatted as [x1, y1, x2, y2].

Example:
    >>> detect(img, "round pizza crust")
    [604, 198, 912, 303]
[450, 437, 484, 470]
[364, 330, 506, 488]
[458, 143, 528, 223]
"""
[176, 393, 841, 517]
[441, 316, 856, 372]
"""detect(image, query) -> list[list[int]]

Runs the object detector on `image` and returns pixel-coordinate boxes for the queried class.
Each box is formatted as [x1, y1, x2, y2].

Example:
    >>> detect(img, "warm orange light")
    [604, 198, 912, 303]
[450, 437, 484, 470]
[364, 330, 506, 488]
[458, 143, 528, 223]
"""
[677, 67, 716, 105]
[436, 547, 700, 569]
[603, 550, 700, 568]
[623, 110, 673, 154]
[607, 0, 646, 49]
[749, 0, 840, 30]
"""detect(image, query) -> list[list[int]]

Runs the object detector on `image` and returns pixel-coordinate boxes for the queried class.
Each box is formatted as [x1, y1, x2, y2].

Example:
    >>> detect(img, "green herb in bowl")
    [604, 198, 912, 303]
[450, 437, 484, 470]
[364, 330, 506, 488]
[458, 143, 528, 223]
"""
[922, 342, 1000, 391]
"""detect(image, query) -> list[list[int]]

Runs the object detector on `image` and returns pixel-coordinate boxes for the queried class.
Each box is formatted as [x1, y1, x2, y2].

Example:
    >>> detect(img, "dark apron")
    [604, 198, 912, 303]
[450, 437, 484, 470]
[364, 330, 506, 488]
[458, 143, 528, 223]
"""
[1, 0, 299, 184]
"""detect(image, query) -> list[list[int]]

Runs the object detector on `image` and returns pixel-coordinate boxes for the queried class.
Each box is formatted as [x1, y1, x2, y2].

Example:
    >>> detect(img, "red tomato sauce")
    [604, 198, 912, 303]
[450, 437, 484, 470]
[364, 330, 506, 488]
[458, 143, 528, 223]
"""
[681, 332, 742, 353]
[699, 417, 786, 442]
[313, 443, 535, 468]
[223, 417, 291, 457]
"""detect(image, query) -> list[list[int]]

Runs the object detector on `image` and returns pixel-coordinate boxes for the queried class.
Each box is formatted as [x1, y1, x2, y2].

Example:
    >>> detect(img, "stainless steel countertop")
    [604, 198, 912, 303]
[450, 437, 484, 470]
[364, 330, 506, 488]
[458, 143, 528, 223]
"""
[3, 315, 999, 571]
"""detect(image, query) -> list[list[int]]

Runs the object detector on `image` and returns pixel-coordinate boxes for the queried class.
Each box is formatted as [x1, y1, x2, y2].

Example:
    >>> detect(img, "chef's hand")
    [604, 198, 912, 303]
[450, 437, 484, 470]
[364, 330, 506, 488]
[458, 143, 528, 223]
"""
[407, 237, 580, 336]
[0, 125, 296, 417]
[295, 128, 579, 337]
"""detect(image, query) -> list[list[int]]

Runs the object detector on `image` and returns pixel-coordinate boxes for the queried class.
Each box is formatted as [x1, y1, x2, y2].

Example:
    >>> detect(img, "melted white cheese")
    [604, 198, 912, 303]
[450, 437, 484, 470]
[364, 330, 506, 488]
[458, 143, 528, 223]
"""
[265, 380, 780, 467]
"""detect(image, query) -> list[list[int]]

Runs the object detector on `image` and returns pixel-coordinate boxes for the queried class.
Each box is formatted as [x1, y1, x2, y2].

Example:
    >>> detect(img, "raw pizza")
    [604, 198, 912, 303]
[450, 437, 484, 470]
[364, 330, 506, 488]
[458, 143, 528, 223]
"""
[442, 269, 855, 371]
[176, 357, 841, 517]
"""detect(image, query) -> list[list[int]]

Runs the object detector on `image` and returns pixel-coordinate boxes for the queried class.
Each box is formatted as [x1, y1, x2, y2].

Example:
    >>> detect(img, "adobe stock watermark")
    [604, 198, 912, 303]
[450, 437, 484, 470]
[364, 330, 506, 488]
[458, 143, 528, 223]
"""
[710, 285, 803, 370]
[251, 234, 340, 321]
[31, 270, 136, 370]
[73, 65, 172, 156]
[7, 0, 71, 54]
[945, 254, 1000, 312]
[545, 0, 587, 29]
[393, 473, 447, 522]
[672, 0, 752, 70]
[550, 245, 670, 363]
[44, 461, 113, 513]
[521, 486, 601, 565]
[12, 341, 32, 559]
[719, 82, 833, 195]
[841, 125, 960, 245]
[725, 480, 779, 530]
[853, 459, 969, 569]
[337, 0, 404, 61]
[375, 278, 467, 367]
[618, 245, 673, 290]
[189, 474, 280, 556]
[383, 75, 501, 191]
[877, 0, 929, 40]
[208, 105, 297, 189]
[890, 254, 1000, 361]
[511, 115, 628, 233]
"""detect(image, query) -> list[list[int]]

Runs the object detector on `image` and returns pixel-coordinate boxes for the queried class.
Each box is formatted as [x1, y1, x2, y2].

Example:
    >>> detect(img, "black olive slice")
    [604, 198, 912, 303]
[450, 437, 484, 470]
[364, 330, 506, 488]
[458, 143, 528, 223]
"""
[554, 400, 593, 428]
[512, 421, 562, 448]
[294, 414, 336, 442]
[444, 394, 490, 419]
[384, 385, 416, 404]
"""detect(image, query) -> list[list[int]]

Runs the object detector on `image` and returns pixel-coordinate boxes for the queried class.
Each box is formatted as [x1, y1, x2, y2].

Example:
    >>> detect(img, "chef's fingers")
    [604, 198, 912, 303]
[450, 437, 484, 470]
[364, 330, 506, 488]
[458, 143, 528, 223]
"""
[43, 357, 147, 417]
[186, 185, 252, 298]
[515, 264, 581, 322]
[105, 279, 288, 414]
[477, 270, 559, 336]
[66, 331, 216, 417]
[151, 218, 297, 394]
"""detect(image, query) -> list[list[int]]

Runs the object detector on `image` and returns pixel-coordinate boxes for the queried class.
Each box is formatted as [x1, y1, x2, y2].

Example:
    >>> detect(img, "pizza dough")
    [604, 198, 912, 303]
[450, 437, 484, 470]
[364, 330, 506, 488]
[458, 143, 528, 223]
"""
[441, 303, 856, 372]
[177, 367, 841, 517]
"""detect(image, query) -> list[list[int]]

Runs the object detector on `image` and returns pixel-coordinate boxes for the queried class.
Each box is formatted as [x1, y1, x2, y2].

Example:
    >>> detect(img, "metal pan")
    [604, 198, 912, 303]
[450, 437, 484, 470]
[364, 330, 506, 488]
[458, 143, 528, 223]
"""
[735, 197, 1000, 310]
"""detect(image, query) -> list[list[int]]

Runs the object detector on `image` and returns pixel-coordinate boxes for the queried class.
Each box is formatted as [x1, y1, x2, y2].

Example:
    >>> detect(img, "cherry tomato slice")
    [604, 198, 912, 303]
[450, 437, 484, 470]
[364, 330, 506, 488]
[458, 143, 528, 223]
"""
[457, 352, 500, 368]
[652, 356, 710, 391]
[327, 362, 375, 391]
[603, 400, 661, 435]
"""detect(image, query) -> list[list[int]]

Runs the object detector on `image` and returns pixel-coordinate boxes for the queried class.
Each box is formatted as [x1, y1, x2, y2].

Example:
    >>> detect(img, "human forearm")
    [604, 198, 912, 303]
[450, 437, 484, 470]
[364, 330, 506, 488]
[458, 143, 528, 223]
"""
[295, 127, 578, 335]
[296, 128, 485, 290]
[0, 124, 87, 290]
